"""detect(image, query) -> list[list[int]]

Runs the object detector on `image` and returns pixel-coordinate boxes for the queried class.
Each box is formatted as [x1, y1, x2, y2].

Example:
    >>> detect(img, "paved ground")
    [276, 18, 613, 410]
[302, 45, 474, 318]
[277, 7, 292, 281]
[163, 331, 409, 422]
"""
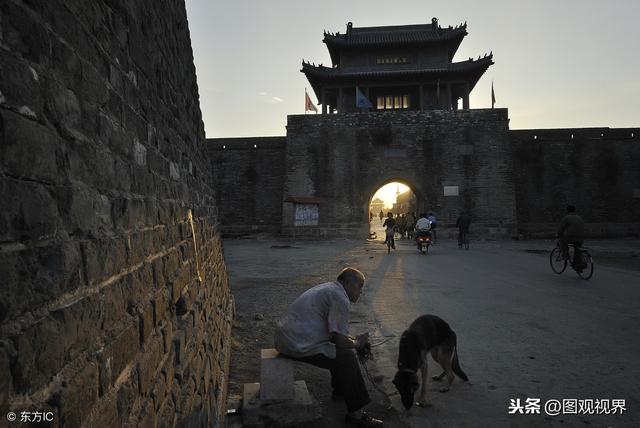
[223, 231, 640, 428]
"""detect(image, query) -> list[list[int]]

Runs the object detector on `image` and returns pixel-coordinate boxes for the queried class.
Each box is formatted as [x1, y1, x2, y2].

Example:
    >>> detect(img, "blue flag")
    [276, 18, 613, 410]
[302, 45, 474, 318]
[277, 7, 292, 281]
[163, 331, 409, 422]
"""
[356, 87, 373, 108]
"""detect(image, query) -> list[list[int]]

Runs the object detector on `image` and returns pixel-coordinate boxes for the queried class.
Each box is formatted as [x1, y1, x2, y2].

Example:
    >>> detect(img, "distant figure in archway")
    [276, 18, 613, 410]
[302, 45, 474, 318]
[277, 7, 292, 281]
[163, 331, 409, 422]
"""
[397, 214, 407, 239]
[383, 212, 396, 250]
[405, 212, 416, 239]
[456, 211, 471, 248]
[379, 210, 384, 222]
[427, 212, 438, 243]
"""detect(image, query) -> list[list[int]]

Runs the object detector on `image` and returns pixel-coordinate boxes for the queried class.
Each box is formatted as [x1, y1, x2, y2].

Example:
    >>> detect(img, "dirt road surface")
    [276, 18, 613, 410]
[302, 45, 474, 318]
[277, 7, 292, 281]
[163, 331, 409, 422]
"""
[223, 233, 640, 427]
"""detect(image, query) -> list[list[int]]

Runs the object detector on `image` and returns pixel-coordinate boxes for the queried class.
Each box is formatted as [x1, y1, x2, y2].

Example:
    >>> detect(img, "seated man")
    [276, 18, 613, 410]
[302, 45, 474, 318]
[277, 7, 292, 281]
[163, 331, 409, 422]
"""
[557, 205, 585, 270]
[274, 268, 383, 427]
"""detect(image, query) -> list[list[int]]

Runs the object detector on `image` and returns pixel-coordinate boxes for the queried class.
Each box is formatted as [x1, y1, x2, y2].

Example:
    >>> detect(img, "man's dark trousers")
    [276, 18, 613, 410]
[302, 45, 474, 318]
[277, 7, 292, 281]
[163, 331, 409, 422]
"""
[287, 348, 370, 413]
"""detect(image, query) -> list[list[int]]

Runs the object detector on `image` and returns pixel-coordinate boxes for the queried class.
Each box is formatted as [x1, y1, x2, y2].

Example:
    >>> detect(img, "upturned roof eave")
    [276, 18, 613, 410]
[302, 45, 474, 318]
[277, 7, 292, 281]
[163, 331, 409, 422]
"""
[322, 26, 467, 47]
[323, 28, 467, 67]
[301, 57, 493, 80]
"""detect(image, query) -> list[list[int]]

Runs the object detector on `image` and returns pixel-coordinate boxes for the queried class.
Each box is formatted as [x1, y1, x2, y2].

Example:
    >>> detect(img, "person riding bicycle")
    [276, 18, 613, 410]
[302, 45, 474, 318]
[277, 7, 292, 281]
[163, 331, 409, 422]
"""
[455, 211, 471, 248]
[382, 212, 396, 250]
[557, 205, 585, 271]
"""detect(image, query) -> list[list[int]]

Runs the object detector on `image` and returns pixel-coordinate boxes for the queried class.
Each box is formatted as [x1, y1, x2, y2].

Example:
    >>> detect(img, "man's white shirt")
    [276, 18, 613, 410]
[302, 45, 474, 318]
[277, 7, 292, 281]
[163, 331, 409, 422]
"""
[275, 281, 351, 358]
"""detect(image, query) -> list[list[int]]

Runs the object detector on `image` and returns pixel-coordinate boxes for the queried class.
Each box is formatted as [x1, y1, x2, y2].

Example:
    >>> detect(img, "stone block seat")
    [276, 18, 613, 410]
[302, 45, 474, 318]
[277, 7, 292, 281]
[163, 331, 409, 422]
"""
[242, 348, 320, 426]
[260, 348, 294, 401]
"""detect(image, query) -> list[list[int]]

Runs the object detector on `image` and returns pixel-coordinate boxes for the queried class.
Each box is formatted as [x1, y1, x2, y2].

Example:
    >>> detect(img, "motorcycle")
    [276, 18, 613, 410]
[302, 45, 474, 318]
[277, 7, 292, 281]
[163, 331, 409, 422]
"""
[415, 230, 432, 254]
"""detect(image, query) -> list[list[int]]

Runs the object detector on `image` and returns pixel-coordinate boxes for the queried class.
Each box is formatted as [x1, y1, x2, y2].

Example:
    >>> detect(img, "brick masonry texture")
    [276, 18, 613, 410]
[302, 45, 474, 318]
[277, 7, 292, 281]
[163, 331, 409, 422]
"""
[0, 1, 234, 427]
[206, 137, 286, 236]
[511, 128, 640, 237]
[208, 114, 640, 239]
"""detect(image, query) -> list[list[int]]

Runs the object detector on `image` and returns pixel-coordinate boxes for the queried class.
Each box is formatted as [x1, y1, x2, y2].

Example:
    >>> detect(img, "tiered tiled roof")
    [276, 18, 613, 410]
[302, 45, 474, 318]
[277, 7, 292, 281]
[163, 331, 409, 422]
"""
[301, 54, 493, 102]
[323, 21, 468, 64]
[302, 54, 492, 78]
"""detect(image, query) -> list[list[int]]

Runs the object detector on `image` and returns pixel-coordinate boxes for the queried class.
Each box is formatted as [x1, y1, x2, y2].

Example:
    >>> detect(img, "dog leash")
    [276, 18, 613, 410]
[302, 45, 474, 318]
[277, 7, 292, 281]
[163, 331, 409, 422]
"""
[357, 343, 398, 400]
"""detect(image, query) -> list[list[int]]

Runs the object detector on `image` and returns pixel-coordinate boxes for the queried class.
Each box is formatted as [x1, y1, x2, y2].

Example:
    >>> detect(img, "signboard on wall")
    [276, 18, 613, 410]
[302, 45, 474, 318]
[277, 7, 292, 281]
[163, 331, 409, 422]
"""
[294, 204, 319, 226]
[443, 186, 459, 196]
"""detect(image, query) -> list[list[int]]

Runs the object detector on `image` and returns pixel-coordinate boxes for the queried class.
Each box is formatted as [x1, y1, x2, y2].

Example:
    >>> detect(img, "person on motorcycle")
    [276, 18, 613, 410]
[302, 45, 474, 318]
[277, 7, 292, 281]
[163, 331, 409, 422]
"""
[414, 213, 432, 249]
[382, 212, 396, 250]
[557, 205, 585, 270]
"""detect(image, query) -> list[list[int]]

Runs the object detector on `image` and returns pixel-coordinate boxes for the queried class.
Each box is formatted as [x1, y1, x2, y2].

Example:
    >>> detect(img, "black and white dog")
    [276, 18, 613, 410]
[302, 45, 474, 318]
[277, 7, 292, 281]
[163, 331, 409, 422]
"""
[392, 315, 468, 409]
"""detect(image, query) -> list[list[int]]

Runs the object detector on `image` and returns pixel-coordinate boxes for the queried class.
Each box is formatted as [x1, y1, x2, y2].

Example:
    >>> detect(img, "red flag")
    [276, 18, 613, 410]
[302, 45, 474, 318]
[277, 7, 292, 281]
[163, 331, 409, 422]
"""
[305, 90, 318, 113]
[491, 81, 496, 109]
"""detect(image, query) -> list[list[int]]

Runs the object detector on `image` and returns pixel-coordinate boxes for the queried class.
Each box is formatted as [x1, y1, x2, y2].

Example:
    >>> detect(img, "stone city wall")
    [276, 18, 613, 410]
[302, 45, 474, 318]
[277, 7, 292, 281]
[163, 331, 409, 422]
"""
[0, 1, 234, 427]
[206, 137, 286, 237]
[510, 128, 640, 238]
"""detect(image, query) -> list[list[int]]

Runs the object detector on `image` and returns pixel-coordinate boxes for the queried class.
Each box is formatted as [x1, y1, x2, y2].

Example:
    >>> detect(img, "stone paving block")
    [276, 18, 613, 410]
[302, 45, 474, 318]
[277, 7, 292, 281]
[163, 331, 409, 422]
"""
[243, 381, 320, 427]
[242, 382, 261, 426]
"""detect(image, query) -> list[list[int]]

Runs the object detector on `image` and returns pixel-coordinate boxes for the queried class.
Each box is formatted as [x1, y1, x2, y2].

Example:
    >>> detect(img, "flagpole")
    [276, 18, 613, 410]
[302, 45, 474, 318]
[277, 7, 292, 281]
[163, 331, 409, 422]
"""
[491, 80, 496, 109]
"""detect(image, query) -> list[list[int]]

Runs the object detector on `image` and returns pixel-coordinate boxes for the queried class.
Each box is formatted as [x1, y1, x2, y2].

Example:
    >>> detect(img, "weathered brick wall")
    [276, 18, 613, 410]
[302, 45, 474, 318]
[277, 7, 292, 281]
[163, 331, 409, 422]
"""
[511, 128, 640, 237]
[205, 137, 286, 236]
[0, 1, 234, 427]
[284, 109, 516, 238]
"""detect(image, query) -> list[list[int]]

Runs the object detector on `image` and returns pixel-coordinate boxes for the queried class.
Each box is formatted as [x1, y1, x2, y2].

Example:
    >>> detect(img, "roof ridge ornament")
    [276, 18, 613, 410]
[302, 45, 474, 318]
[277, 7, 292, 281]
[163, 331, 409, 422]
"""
[347, 21, 353, 37]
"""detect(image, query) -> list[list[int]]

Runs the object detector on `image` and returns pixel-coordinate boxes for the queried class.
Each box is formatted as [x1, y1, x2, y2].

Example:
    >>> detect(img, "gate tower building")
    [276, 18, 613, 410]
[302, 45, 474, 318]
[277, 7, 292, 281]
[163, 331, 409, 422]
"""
[302, 18, 493, 114]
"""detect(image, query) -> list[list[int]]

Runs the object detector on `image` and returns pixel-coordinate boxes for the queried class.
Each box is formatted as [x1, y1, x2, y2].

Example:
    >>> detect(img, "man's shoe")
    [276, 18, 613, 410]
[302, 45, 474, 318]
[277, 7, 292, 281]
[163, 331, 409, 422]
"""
[345, 412, 383, 427]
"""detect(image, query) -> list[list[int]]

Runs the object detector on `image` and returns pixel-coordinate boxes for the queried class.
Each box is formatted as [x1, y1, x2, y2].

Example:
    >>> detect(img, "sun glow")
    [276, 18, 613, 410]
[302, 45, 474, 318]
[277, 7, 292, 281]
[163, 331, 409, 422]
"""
[371, 182, 409, 209]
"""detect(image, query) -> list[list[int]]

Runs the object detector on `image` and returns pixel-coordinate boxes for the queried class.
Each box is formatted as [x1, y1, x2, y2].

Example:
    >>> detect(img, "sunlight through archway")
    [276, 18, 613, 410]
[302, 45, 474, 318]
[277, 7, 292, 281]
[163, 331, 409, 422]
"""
[368, 182, 417, 240]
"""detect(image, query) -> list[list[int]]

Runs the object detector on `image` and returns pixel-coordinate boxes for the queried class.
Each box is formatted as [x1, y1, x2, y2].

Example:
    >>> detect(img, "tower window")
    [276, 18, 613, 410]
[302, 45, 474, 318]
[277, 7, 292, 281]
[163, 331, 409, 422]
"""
[376, 95, 410, 110]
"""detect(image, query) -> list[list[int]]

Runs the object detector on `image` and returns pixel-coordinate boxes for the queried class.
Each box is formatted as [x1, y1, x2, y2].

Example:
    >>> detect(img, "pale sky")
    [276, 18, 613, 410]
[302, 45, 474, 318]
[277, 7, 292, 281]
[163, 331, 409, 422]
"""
[372, 183, 410, 209]
[185, 0, 639, 138]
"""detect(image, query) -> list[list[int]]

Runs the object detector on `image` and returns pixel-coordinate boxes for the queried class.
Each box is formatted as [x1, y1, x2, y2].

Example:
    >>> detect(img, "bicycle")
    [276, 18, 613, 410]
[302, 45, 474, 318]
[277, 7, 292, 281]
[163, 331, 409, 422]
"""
[549, 242, 594, 280]
[385, 228, 395, 254]
[458, 230, 469, 250]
